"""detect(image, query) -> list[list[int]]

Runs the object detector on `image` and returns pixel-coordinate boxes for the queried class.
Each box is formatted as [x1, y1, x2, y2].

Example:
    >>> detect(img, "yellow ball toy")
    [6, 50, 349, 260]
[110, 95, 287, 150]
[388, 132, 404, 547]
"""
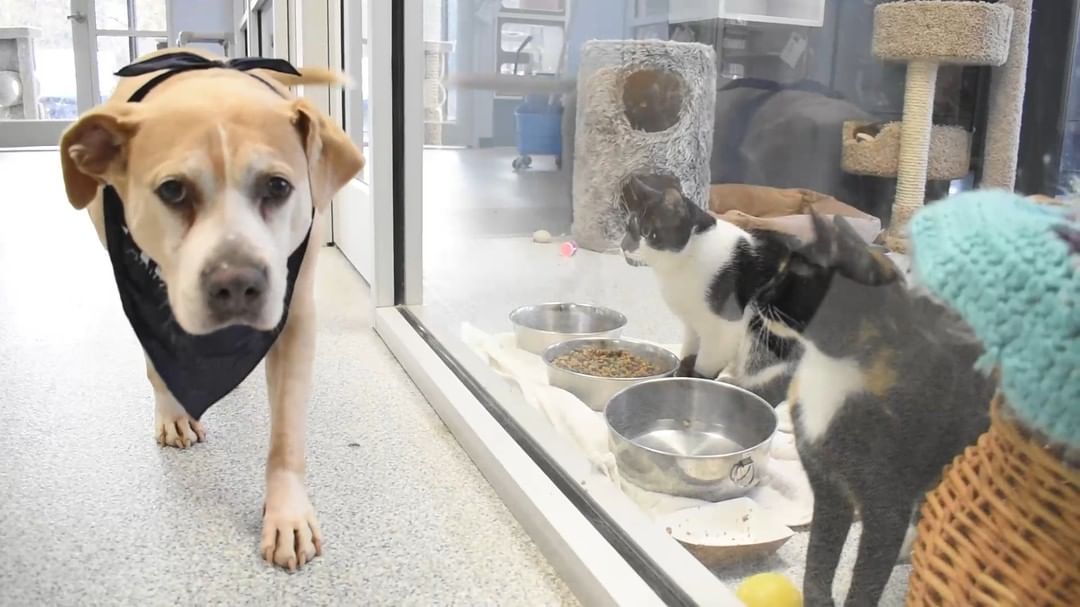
[736, 572, 802, 607]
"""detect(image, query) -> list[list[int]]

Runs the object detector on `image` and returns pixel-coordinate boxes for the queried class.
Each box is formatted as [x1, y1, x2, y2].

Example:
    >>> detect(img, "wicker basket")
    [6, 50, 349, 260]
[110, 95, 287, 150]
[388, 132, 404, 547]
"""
[907, 394, 1080, 606]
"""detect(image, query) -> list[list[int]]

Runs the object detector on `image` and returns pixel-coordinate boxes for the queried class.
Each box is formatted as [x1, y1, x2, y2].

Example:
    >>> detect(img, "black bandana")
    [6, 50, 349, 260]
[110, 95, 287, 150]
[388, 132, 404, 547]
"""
[102, 52, 312, 420]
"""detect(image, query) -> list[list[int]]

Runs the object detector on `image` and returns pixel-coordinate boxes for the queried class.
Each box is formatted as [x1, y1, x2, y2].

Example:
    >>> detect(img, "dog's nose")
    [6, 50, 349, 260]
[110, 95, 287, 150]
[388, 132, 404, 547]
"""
[202, 258, 268, 320]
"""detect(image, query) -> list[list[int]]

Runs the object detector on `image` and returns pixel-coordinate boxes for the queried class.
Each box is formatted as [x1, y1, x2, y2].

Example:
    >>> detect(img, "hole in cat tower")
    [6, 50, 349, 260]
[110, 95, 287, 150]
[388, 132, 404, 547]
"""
[622, 68, 687, 133]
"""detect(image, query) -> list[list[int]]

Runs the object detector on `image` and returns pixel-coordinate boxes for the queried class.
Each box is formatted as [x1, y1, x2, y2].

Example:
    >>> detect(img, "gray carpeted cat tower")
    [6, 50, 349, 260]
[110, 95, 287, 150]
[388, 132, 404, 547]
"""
[571, 40, 716, 252]
[841, 0, 1031, 252]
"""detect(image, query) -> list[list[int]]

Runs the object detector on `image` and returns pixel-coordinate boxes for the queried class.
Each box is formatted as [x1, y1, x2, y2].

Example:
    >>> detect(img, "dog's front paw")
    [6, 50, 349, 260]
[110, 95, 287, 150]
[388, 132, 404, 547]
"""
[261, 473, 322, 572]
[154, 398, 205, 449]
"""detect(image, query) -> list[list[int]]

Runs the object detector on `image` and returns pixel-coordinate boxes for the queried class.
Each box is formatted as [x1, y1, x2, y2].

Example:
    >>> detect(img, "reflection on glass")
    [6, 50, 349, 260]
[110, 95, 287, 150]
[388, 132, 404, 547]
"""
[359, 0, 371, 179]
[501, 0, 565, 12]
[0, 1, 77, 120]
[498, 22, 563, 75]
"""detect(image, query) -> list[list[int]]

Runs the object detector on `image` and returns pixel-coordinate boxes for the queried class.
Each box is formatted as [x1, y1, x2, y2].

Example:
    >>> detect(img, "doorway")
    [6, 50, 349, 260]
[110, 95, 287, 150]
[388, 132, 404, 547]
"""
[0, 0, 168, 148]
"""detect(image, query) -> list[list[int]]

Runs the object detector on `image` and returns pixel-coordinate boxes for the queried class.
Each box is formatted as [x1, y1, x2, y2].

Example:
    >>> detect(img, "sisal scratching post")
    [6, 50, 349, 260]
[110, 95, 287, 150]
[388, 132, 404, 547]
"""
[842, 121, 971, 180]
[891, 61, 938, 252]
[872, 1, 1013, 252]
[981, 0, 1032, 191]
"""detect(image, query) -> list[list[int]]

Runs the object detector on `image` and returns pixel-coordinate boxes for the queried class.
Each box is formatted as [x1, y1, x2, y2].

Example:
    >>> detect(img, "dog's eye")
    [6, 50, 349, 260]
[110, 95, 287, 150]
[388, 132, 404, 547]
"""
[262, 176, 293, 204]
[155, 179, 187, 207]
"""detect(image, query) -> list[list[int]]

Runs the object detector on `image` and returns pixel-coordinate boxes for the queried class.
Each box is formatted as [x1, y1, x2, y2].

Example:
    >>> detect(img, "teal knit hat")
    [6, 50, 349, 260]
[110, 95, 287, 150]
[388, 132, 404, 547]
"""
[910, 190, 1079, 449]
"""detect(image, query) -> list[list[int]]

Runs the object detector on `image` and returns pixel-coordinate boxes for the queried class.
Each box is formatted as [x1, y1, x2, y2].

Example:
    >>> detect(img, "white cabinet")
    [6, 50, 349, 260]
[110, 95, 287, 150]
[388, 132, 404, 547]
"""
[665, 0, 827, 27]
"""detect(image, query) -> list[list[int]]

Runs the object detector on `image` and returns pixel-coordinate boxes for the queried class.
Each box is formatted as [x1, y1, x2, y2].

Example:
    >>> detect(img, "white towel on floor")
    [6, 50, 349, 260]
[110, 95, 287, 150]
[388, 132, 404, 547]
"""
[460, 323, 814, 528]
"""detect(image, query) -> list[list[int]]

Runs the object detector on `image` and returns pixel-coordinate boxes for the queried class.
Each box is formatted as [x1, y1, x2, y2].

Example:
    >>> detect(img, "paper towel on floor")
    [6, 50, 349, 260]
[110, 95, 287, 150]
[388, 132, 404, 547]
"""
[461, 323, 813, 528]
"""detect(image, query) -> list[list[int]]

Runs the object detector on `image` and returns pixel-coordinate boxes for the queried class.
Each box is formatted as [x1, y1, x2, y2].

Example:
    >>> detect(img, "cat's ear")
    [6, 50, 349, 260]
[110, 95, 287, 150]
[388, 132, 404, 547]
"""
[833, 215, 899, 286]
[622, 175, 662, 213]
[804, 209, 839, 266]
[661, 187, 687, 215]
[832, 215, 867, 249]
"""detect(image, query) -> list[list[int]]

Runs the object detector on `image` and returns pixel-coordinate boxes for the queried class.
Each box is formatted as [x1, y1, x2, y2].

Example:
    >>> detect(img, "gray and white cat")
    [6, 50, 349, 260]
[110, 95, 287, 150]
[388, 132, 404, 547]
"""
[619, 174, 797, 404]
[754, 212, 994, 606]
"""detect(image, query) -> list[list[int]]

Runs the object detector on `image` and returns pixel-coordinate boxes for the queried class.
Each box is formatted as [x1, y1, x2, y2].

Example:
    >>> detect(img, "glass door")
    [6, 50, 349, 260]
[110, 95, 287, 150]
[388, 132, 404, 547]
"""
[0, 0, 86, 146]
[0, 0, 168, 148]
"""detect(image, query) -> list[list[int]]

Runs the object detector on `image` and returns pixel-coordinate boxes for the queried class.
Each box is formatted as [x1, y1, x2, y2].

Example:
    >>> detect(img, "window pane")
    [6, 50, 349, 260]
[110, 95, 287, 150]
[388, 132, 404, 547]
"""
[95, 0, 129, 30]
[135, 36, 168, 58]
[0, 1, 78, 120]
[95, 36, 131, 103]
[135, 0, 167, 31]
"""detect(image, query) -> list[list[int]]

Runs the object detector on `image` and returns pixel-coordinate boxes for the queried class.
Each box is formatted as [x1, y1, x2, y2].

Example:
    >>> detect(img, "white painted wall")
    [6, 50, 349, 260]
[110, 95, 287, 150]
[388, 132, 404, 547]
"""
[296, 0, 330, 114]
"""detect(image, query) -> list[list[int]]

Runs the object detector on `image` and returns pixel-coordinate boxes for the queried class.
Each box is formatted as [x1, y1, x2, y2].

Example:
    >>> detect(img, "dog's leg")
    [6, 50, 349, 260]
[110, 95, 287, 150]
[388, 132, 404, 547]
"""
[260, 288, 320, 572]
[147, 357, 205, 448]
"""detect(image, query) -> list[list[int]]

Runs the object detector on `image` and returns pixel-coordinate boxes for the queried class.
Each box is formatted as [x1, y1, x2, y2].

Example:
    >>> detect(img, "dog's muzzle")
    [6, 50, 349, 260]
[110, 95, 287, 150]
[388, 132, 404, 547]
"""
[201, 252, 269, 323]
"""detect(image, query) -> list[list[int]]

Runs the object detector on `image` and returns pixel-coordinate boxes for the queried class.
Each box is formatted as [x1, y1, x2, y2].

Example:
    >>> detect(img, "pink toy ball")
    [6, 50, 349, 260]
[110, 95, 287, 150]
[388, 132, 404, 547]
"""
[559, 241, 578, 257]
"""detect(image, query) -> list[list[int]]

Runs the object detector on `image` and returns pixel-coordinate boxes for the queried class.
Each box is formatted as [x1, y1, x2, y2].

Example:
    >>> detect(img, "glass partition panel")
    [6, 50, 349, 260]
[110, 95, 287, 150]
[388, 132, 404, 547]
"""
[403, 0, 1066, 602]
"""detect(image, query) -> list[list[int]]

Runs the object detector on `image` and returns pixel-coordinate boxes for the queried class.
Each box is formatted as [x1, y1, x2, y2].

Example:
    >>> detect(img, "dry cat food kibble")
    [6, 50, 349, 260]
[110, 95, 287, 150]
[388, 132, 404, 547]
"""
[552, 347, 662, 378]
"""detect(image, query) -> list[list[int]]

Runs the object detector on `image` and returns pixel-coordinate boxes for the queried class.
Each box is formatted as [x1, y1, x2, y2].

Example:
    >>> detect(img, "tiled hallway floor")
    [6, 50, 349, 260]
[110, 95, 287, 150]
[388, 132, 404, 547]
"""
[0, 151, 575, 606]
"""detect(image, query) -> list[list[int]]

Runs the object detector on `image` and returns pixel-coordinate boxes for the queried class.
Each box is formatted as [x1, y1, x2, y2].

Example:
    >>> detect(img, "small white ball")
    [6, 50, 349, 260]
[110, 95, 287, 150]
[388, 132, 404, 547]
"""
[532, 229, 552, 243]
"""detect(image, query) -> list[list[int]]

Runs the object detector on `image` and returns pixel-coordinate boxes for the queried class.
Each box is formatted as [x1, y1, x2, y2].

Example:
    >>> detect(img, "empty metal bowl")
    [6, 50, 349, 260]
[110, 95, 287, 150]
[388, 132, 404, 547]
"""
[605, 378, 777, 500]
[509, 303, 627, 354]
[542, 338, 680, 411]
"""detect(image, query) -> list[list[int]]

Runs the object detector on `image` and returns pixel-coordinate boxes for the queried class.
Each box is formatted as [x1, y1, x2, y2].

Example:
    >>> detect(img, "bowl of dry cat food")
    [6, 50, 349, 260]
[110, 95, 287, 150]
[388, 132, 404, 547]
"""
[542, 337, 679, 411]
[605, 378, 777, 500]
[510, 303, 628, 355]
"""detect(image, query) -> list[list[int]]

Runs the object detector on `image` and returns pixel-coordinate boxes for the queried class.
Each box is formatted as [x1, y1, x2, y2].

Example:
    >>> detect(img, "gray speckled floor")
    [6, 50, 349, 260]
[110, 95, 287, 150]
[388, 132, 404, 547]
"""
[0, 151, 576, 606]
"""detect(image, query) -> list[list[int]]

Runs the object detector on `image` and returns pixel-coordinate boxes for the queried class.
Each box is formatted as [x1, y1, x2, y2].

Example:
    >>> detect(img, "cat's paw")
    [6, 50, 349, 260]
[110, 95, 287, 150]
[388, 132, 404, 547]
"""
[675, 355, 698, 377]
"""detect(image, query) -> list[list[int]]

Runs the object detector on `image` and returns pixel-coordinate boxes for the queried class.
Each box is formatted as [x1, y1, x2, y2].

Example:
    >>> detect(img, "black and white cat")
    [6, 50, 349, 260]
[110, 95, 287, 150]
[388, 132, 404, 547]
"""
[754, 213, 994, 607]
[619, 174, 797, 404]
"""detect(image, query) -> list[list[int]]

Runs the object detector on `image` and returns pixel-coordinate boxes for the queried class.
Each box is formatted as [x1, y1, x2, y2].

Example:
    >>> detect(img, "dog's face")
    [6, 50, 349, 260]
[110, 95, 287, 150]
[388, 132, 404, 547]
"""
[59, 73, 363, 334]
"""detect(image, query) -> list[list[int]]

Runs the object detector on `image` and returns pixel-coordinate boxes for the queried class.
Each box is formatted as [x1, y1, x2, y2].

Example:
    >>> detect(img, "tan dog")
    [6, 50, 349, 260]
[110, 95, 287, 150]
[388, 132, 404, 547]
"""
[58, 49, 363, 571]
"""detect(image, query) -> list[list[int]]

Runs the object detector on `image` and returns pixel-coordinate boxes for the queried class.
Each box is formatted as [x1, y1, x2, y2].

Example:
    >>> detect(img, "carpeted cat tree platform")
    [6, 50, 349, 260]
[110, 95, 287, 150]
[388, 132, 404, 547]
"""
[571, 40, 716, 252]
[841, 0, 1031, 252]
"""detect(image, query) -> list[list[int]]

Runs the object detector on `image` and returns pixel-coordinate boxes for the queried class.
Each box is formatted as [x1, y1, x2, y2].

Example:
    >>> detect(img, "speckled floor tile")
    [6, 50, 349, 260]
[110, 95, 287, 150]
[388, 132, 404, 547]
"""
[0, 151, 576, 607]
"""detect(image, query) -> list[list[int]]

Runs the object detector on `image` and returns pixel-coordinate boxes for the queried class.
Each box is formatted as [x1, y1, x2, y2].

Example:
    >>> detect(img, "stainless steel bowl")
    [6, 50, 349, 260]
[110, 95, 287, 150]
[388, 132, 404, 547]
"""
[605, 378, 777, 500]
[542, 338, 680, 411]
[509, 303, 627, 355]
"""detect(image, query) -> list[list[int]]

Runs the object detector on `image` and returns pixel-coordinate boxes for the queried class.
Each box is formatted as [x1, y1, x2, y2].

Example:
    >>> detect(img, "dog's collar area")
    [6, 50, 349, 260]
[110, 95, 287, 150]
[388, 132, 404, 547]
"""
[101, 187, 312, 420]
[116, 52, 301, 102]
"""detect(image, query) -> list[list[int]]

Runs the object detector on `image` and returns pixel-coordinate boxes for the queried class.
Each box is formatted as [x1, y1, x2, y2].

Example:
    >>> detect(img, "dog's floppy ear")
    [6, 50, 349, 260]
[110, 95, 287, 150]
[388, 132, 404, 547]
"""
[59, 103, 142, 209]
[291, 98, 364, 209]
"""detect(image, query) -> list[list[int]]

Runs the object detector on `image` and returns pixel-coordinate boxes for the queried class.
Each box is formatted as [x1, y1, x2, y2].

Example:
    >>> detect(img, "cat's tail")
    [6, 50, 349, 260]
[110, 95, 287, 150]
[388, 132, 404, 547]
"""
[262, 67, 354, 88]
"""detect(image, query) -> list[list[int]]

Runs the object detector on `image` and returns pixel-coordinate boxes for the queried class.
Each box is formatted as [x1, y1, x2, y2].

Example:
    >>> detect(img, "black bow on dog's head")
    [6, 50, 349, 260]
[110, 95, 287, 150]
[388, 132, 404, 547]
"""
[114, 52, 302, 103]
[115, 51, 301, 78]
